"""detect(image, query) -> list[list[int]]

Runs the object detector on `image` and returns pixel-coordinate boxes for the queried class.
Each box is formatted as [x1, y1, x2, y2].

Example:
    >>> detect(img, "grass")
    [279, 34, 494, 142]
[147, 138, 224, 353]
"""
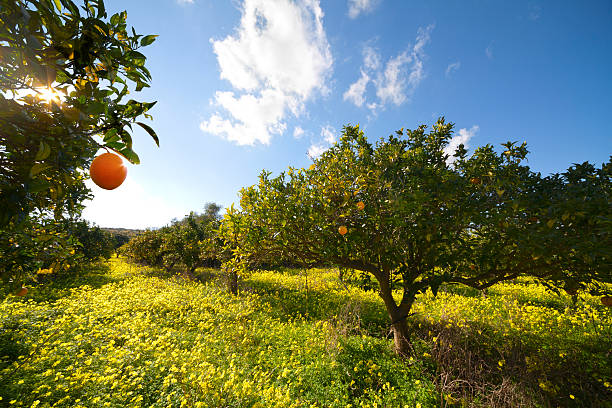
[0, 258, 610, 407]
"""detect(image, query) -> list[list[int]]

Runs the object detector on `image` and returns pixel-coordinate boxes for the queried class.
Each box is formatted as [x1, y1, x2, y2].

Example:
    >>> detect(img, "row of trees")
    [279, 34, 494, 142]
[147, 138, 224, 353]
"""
[121, 203, 223, 276]
[122, 119, 610, 355]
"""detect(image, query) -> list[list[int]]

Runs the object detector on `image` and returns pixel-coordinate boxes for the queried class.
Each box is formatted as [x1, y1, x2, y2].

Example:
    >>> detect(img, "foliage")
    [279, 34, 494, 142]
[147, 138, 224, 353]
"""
[223, 118, 611, 354]
[1, 258, 610, 407]
[0, 217, 116, 298]
[122, 203, 223, 273]
[68, 220, 115, 262]
[0, 0, 159, 286]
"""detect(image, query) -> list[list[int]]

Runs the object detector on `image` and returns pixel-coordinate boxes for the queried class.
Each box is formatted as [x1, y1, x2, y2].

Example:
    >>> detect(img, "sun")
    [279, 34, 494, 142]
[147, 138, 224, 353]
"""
[35, 86, 63, 104]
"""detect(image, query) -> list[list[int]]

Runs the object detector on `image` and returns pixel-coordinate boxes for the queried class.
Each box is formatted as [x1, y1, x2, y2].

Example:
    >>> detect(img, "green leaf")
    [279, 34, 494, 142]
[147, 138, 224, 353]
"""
[29, 163, 51, 178]
[35, 141, 51, 161]
[105, 141, 124, 150]
[119, 129, 133, 148]
[140, 35, 158, 47]
[136, 122, 159, 146]
[29, 179, 51, 193]
[119, 147, 140, 164]
[103, 128, 119, 143]
[110, 13, 121, 26]
[52, 0, 62, 10]
[86, 102, 106, 115]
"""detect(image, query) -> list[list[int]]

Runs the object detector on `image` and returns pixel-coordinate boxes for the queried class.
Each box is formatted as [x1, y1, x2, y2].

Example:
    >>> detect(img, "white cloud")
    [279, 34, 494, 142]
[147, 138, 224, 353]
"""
[344, 25, 434, 111]
[444, 125, 479, 164]
[348, 0, 379, 19]
[308, 143, 328, 158]
[321, 125, 336, 144]
[375, 49, 412, 105]
[445, 61, 461, 77]
[308, 125, 336, 158]
[82, 178, 184, 229]
[293, 126, 304, 139]
[201, 0, 333, 146]
[177, 0, 194, 4]
[363, 45, 380, 70]
[343, 70, 370, 107]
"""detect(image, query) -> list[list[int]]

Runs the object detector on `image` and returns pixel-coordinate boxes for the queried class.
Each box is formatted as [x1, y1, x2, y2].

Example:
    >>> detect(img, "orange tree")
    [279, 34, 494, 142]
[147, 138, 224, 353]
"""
[0, 0, 159, 287]
[122, 204, 223, 274]
[160, 207, 223, 275]
[225, 118, 611, 355]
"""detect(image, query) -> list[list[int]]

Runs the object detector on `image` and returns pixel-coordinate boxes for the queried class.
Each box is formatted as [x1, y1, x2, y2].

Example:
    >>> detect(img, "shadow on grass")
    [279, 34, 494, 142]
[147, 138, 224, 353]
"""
[22, 262, 120, 303]
[411, 315, 612, 408]
[244, 276, 389, 337]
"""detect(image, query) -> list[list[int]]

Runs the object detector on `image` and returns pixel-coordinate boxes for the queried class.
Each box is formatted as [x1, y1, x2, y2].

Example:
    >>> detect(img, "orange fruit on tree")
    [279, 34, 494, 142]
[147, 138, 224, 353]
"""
[356, 201, 365, 211]
[338, 225, 348, 236]
[601, 296, 612, 307]
[470, 177, 481, 185]
[16, 286, 28, 297]
[90, 152, 127, 190]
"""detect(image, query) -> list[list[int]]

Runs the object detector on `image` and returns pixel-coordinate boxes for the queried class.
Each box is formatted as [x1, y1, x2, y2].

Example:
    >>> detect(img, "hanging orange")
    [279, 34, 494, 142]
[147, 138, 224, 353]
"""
[338, 225, 348, 235]
[90, 152, 127, 190]
[356, 201, 365, 211]
[16, 287, 28, 297]
[601, 296, 612, 307]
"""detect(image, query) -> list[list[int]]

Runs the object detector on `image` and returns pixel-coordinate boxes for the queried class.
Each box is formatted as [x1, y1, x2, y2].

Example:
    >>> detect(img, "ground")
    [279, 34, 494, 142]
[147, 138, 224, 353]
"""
[1, 258, 610, 407]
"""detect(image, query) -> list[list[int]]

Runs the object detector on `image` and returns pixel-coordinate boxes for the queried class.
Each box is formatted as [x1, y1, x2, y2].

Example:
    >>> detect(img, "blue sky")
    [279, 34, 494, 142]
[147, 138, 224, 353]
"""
[82, 0, 612, 229]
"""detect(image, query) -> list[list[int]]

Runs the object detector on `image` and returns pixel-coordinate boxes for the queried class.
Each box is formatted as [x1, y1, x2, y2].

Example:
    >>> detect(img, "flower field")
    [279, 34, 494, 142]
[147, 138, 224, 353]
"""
[1, 259, 610, 407]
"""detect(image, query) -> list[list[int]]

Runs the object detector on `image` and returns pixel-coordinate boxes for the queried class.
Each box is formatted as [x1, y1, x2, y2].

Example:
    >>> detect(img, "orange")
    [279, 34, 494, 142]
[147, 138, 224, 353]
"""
[338, 225, 348, 236]
[356, 201, 365, 211]
[601, 296, 612, 307]
[470, 177, 481, 185]
[90, 152, 127, 190]
[16, 287, 28, 297]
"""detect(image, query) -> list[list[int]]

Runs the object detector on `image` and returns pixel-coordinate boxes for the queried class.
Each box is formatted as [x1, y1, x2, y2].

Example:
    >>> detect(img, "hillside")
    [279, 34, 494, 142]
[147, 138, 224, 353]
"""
[101, 228, 144, 238]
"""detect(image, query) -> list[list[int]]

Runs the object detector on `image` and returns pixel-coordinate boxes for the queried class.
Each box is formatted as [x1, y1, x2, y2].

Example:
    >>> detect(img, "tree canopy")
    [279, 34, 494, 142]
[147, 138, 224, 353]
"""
[0, 0, 159, 286]
[223, 118, 611, 355]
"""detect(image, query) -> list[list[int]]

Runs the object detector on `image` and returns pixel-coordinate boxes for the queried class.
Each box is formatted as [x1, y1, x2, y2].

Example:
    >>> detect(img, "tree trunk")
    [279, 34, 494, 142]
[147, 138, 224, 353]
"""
[390, 314, 412, 356]
[377, 273, 414, 356]
[228, 269, 238, 295]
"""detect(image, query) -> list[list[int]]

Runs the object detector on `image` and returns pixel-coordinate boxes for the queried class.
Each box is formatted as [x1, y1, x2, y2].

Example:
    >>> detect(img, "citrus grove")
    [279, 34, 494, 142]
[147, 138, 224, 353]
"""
[1, 0, 612, 407]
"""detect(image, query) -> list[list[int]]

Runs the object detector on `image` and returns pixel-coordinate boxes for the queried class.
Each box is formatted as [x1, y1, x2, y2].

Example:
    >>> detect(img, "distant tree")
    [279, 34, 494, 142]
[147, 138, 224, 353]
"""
[123, 203, 224, 275]
[122, 229, 165, 267]
[225, 119, 611, 355]
[69, 221, 114, 261]
[0, 0, 159, 287]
